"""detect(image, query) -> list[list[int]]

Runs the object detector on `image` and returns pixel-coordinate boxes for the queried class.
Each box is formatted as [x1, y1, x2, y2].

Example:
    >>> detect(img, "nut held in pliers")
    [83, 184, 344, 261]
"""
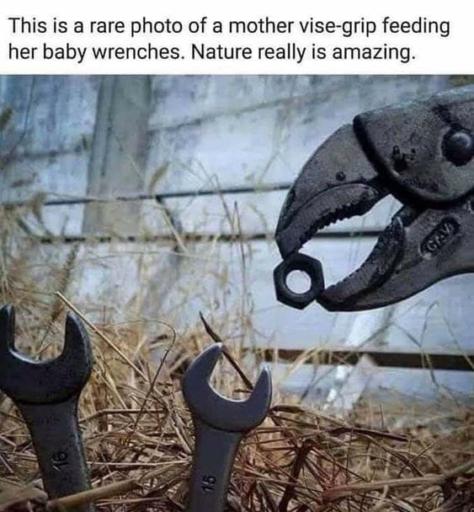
[273, 253, 325, 309]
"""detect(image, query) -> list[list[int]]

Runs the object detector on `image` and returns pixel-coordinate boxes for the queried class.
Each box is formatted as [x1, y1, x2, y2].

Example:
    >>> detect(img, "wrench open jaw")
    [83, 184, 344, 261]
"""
[182, 343, 271, 432]
[274, 87, 474, 311]
[0, 304, 93, 404]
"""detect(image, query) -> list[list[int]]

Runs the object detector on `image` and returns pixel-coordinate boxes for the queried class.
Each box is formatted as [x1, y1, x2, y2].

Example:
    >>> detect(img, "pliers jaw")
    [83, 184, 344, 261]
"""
[274, 123, 390, 311]
[319, 198, 474, 311]
[274, 125, 394, 310]
[275, 124, 386, 259]
[274, 86, 474, 312]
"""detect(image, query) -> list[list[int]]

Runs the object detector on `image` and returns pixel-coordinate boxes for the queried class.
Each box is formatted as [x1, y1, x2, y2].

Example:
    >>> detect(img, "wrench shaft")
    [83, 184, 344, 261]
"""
[188, 419, 242, 512]
[19, 398, 92, 512]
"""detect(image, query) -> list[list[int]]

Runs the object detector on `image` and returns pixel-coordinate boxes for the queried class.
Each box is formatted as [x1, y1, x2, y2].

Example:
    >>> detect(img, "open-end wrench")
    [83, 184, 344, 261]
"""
[182, 343, 272, 512]
[0, 305, 94, 511]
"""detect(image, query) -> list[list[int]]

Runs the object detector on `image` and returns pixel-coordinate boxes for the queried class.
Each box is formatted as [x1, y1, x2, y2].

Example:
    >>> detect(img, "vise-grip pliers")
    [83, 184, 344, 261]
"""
[273, 85, 474, 311]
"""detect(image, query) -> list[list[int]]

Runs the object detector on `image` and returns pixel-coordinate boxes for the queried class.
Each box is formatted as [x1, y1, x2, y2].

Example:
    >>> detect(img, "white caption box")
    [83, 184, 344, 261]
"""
[0, 0, 472, 74]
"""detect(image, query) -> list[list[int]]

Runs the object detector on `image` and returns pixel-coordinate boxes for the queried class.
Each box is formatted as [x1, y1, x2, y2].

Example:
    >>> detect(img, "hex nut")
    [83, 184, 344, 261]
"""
[273, 253, 325, 310]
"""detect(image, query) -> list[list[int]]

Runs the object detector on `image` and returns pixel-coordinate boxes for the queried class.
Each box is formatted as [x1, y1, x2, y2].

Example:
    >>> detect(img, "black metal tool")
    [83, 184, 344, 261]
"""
[182, 343, 272, 512]
[0, 305, 94, 511]
[274, 85, 474, 311]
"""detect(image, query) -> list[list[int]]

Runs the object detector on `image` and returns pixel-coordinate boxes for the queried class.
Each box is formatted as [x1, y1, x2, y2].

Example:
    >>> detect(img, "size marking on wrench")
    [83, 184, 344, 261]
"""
[0, 305, 94, 512]
[182, 344, 272, 512]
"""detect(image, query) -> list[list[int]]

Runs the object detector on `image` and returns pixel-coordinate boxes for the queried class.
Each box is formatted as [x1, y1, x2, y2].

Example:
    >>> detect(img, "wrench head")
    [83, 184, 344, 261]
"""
[0, 305, 93, 405]
[182, 344, 272, 433]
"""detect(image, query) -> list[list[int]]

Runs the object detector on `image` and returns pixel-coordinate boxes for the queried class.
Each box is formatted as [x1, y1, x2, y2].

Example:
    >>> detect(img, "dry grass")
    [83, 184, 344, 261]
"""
[0, 205, 473, 512]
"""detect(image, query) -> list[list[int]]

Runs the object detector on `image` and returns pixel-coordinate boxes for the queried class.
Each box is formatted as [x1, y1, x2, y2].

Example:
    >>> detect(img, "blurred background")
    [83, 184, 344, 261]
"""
[1, 75, 473, 416]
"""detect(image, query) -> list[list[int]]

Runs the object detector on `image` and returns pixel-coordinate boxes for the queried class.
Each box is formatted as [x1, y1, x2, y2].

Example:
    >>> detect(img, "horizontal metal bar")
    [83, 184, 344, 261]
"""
[28, 230, 382, 245]
[259, 349, 474, 372]
[1, 182, 292, 209]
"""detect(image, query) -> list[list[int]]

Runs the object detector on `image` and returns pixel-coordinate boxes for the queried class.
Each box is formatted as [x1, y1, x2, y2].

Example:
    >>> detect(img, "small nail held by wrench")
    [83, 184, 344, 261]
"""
[0, 305, 94, 512]
[182, 343, 272, 512]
